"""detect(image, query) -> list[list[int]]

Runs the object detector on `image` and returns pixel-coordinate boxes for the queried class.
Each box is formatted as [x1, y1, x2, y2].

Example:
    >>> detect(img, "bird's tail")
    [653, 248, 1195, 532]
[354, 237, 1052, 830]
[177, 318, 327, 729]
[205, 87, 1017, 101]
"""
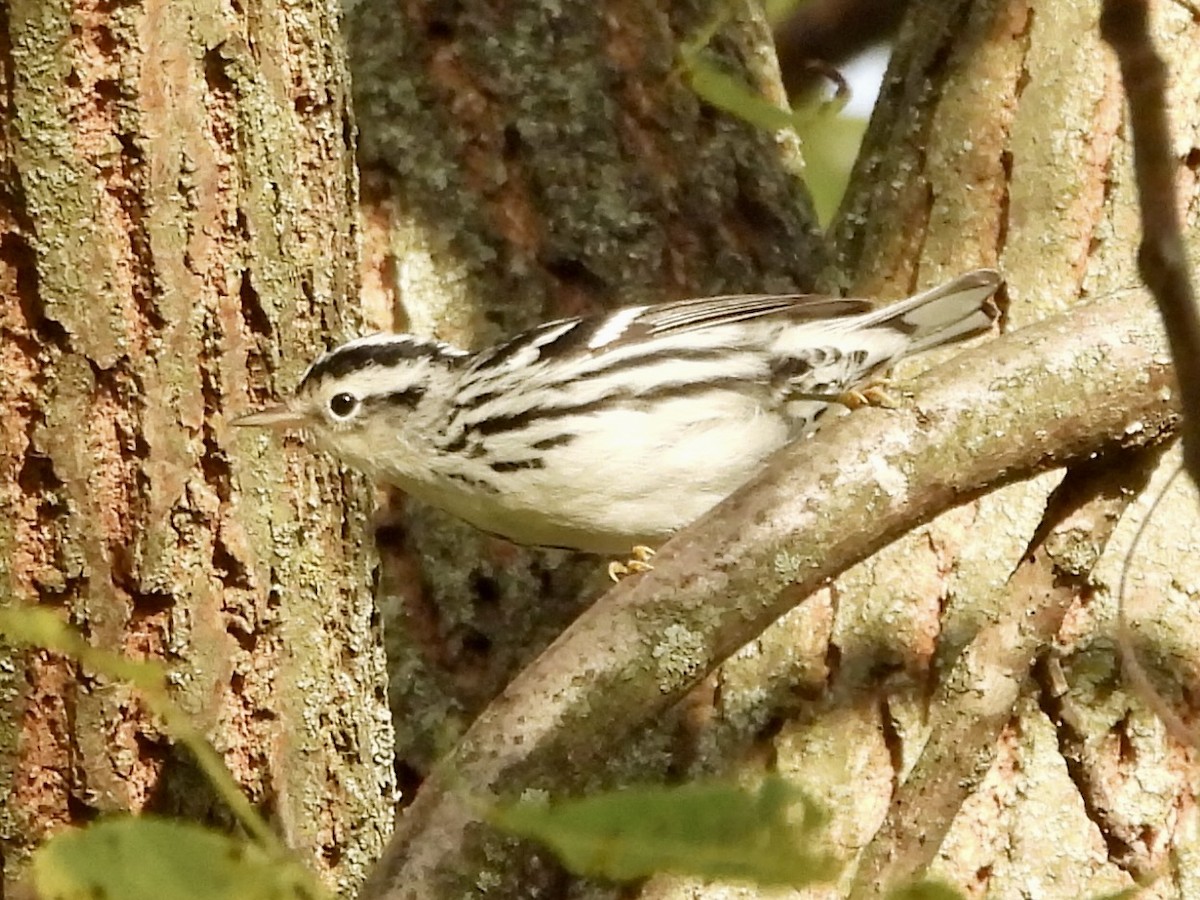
[863, 269, 1003, 355]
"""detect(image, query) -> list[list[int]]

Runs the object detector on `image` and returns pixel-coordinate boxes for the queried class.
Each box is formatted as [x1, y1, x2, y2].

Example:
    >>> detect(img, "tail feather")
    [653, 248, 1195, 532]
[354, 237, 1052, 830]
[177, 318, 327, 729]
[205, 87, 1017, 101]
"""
[865, 269, 1002, 355]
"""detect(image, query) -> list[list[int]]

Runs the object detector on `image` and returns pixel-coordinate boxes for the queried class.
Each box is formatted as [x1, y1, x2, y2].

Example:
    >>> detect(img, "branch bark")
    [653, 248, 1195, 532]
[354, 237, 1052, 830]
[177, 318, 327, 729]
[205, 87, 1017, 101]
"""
[1100, 0, 1200, 490]
[1099, 0, 1195, 494]
[849, 444, 1165, 897]
[363, 288, 1178, 898]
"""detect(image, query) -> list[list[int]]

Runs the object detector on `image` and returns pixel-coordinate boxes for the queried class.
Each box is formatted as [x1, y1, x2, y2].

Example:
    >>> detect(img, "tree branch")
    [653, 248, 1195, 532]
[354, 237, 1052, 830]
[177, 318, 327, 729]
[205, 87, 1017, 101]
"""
[849, 445, 1164, 898]
[1100, 0, 1200, 489]
[363, 292, 1178, 899]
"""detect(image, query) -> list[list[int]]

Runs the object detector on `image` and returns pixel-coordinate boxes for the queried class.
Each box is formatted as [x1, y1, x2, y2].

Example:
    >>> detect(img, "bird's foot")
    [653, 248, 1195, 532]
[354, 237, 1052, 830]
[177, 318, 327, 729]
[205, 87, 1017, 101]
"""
[608, 545, 657, 582]
[835, 380, 898, 410]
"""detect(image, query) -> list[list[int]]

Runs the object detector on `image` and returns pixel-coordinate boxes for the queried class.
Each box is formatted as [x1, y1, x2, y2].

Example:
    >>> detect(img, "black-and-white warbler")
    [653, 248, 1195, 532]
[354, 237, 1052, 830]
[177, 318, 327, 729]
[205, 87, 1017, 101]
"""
[236, 270, 1001, 555]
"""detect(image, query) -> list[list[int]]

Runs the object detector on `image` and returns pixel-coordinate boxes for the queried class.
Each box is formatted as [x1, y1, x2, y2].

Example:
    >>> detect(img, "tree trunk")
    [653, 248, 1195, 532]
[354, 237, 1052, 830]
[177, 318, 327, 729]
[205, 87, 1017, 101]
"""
[0, 0, 394, 893]
[357, 0, 1200, 897]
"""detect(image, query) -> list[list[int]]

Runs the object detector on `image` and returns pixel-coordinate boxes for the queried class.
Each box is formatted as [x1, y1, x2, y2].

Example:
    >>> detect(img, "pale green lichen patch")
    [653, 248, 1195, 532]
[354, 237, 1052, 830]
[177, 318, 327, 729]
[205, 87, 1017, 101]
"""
[652, 623, 707, 690]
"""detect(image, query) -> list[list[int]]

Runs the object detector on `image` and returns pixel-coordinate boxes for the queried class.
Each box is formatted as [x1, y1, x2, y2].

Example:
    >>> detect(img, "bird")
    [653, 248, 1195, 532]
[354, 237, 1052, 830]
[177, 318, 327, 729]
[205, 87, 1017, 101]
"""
[235, 269, 1001, 557]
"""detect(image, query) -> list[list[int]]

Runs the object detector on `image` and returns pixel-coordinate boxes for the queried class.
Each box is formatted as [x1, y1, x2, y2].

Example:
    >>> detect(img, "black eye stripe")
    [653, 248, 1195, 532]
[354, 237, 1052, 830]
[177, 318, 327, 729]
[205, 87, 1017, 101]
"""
[323, 387, 427, 423]
[361, 388, 426, 410]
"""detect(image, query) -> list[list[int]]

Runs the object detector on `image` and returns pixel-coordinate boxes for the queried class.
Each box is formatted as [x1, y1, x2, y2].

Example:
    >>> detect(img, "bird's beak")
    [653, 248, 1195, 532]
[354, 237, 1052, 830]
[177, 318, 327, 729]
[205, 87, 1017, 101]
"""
[233, 403, 308, 430]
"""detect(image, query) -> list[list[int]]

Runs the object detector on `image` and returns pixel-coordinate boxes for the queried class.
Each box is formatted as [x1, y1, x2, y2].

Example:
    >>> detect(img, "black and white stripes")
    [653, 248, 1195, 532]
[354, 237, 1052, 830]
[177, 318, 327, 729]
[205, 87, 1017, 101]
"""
[253, 269, 1002, 553]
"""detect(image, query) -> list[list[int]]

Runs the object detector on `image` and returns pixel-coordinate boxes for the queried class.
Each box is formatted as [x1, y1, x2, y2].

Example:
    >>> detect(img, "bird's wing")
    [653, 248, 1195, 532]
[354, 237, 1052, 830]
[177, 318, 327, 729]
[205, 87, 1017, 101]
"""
[463, 293, 872, 381]
[632, 293, 872, 336]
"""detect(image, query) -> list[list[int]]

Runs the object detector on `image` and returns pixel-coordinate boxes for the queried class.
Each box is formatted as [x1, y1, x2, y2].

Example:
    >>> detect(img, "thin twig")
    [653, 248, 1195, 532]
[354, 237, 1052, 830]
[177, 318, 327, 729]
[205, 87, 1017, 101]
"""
[1117, 463, 1197, 748]
[1101, 0, 1200, 490]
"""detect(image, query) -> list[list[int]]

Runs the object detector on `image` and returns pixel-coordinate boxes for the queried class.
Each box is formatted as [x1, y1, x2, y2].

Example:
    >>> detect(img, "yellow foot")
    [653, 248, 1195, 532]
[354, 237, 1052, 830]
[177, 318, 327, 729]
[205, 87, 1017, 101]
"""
[793, 380, 900, 410]
[608, 545, 657, 582]
[836, 381, 899, 410]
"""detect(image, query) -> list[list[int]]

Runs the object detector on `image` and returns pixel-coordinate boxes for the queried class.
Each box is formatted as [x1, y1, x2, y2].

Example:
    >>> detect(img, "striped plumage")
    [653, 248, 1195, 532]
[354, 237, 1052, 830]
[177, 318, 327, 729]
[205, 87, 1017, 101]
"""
[236, 269, 1001, 554]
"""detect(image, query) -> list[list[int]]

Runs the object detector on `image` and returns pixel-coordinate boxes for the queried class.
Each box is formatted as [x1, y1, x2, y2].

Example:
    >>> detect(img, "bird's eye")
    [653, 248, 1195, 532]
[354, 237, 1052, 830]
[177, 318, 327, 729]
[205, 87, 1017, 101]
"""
[328, 392, 359, 419]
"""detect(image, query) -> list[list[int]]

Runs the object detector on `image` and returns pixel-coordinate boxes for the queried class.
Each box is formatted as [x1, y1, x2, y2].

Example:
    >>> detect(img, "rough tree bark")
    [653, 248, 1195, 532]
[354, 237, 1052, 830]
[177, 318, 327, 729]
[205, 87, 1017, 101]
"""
[0, 0, 393, 894]
[356, 0, 1200, 897]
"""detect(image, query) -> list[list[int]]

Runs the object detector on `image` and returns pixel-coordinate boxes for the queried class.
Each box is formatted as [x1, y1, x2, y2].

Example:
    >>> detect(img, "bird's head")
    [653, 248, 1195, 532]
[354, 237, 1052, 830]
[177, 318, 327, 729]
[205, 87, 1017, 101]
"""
[234, 334, 467, 474]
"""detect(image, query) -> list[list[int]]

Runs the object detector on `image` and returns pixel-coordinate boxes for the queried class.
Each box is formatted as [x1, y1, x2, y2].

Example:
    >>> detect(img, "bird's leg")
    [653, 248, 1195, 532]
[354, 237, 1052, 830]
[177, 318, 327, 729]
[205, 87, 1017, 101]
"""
[608, 545, 657, 582]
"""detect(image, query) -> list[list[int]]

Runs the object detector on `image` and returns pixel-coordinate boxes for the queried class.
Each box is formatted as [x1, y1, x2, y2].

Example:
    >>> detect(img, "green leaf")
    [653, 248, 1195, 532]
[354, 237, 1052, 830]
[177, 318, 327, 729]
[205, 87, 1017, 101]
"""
[764, 0, 810, 24]
[792, 112, 867, 226]
[676, 45, 866, 225]
[888, 881, 968, 900]
[682, 51, 803, 133]
[488, 776, 839, 887]
[32, 817, 321, 900]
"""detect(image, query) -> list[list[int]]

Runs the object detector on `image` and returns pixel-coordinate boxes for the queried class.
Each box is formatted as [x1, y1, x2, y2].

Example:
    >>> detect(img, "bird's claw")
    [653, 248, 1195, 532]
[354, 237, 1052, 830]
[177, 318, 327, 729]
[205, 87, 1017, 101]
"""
[836, 381, 898, 410]
[608, 545, 657, 582]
